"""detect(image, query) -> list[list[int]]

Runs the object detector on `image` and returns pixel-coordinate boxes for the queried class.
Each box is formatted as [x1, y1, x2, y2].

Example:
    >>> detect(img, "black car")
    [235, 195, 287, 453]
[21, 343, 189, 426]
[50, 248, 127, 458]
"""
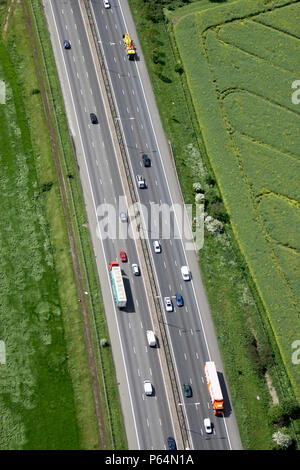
[63, 40, 71, 49]
[142, 154, 151, 167]
[90, 113, 98, 124]
[183, 383, 192, 398]
[167, 437, 176, 450]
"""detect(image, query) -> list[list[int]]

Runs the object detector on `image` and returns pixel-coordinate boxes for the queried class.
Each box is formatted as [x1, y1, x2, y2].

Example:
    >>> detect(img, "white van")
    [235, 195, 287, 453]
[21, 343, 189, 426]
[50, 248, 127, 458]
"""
[181, 265, 190, 281]
[146, 330, 157, 347]
[143, 380, 153, 396]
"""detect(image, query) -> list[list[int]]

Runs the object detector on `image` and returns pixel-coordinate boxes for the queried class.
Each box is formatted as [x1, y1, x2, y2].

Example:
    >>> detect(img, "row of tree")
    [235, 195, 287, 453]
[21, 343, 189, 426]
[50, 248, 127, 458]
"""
[138, 0, 192, 23]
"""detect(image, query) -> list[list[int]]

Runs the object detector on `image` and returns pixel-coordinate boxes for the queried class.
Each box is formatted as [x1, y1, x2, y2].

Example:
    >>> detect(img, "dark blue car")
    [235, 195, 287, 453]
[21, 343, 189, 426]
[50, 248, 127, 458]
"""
[63, 40, 71, 49]
[175, 293, 183, 307]
[167, 437, 177, 450]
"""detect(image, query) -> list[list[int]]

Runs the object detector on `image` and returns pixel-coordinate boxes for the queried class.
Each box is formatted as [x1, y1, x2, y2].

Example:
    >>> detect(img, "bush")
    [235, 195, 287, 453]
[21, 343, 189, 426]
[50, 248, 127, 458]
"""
[272, 429, 293, 449]
[174, 63, 184, 74]
[205, 186, 221, 205]
[205, 173, 216, 187]
[257, 341, 274, 372]
[281, 398, 300, 420]
[269, 399, 300, 426]
[40, 181, 53, 193]
[209, 201, 229, 224]
[244, 332, 264, 375]
[152, 48, 160, 64]
[268, 404, 284, 425]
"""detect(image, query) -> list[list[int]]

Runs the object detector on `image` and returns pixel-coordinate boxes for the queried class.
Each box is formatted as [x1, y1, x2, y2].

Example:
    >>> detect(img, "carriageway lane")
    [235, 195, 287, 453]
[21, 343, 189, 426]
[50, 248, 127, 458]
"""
[90, 0, 233, 450]
[49, 0, 176, 449]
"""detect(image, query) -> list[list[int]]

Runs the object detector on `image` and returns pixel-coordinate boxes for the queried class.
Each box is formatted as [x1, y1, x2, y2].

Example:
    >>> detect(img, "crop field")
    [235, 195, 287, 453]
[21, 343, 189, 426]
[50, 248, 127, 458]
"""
[174, 0, 300, 401]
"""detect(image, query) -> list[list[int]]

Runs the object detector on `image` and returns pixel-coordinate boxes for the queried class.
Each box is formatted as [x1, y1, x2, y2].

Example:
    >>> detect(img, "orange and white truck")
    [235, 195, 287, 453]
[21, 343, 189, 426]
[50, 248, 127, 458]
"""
[123, 33, 136, 60]
[204, 361, 224, 415]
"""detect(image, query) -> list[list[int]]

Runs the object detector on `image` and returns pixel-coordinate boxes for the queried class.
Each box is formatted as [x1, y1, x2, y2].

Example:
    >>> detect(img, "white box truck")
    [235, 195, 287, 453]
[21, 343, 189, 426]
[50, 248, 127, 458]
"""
[146, 330, 157, 347]
[144, 380, 153, 396]
[109, 261, 127, 309]
[181, 265, 190, 281]
[204, 361, 224, 415]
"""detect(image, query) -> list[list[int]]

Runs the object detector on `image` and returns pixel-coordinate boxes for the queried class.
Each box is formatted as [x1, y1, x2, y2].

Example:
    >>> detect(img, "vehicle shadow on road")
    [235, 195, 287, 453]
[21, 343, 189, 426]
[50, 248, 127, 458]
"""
[122, 275, 136, 313]
[218, 372, 232, 418]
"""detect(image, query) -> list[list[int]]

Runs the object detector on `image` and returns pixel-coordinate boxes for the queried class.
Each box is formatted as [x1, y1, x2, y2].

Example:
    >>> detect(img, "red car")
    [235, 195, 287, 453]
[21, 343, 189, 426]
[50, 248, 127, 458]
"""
[120, 250, 127, 262]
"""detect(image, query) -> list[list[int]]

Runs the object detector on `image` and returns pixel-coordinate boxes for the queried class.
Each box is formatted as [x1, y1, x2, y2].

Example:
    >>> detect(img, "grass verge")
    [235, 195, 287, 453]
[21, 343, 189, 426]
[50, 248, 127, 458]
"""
[0, 3, 82, 449]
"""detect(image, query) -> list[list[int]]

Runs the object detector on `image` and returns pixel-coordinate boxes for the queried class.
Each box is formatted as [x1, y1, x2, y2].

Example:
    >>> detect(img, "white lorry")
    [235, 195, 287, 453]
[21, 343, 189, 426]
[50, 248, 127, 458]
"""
[146, 330, 157, 347]
[181, 265, 190, 281]
[143, 380, 153, 396]
[109, 261, 127, 309]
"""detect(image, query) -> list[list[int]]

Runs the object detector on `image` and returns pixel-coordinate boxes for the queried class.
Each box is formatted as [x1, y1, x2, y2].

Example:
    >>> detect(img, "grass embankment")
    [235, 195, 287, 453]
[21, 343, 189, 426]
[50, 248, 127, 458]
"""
[0, 0, 125, 449]
[0, 6, 84, 449]
[128, 0, 300, 449]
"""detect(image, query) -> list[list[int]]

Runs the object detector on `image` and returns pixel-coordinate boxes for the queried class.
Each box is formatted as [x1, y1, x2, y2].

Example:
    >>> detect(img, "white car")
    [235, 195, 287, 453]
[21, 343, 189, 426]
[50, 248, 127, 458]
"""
[103, 0, 110, 8]
[204, 418, 212, 434]
[136, 174, 146, 189]
[181, 265, 190, 281]
[132, 264, 140, 276]
[143, 380, 153, 396]
[120, 211, 128, 223]
[153, 240, 161, 253]
[164, 297, 173, 312]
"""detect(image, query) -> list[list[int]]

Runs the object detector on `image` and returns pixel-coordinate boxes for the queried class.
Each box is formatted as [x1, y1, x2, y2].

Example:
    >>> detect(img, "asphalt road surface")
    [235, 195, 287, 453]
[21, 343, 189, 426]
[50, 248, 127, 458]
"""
[44, 0, 242, 451]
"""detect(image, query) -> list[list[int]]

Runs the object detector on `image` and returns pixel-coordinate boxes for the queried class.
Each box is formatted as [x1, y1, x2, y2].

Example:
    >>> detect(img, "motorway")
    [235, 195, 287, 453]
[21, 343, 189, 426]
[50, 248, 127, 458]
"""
[44, 0, 242, 450]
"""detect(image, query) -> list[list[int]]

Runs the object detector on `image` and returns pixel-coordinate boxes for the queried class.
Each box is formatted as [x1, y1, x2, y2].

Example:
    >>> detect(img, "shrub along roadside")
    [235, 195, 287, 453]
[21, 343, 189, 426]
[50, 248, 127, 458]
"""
[128, 0, 300, 449]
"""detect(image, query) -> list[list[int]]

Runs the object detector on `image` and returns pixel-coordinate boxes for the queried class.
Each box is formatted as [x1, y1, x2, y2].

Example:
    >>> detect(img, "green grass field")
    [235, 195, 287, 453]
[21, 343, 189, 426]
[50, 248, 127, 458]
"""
[0, 41, 82, 450]
[173, 0, 300, 404]
[0, 1, 102, 449]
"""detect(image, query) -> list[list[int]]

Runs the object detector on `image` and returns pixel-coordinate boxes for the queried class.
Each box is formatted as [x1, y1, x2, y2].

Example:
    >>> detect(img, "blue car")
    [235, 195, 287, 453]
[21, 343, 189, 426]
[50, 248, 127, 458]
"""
[167, 437, 177, 450]
[175, 293, 183, 307]
[63, 40, 71, 49]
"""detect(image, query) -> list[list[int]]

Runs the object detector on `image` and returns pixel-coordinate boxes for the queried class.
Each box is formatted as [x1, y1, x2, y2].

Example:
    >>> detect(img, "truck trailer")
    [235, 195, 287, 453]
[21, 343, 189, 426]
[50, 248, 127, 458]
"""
[204, 361, 224, 415]
[109, 261, 127, 309]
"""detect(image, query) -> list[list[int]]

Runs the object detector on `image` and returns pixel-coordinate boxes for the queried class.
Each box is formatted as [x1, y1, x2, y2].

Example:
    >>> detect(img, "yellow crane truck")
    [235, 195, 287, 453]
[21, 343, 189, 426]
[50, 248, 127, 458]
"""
[123, 33, 136, 60]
